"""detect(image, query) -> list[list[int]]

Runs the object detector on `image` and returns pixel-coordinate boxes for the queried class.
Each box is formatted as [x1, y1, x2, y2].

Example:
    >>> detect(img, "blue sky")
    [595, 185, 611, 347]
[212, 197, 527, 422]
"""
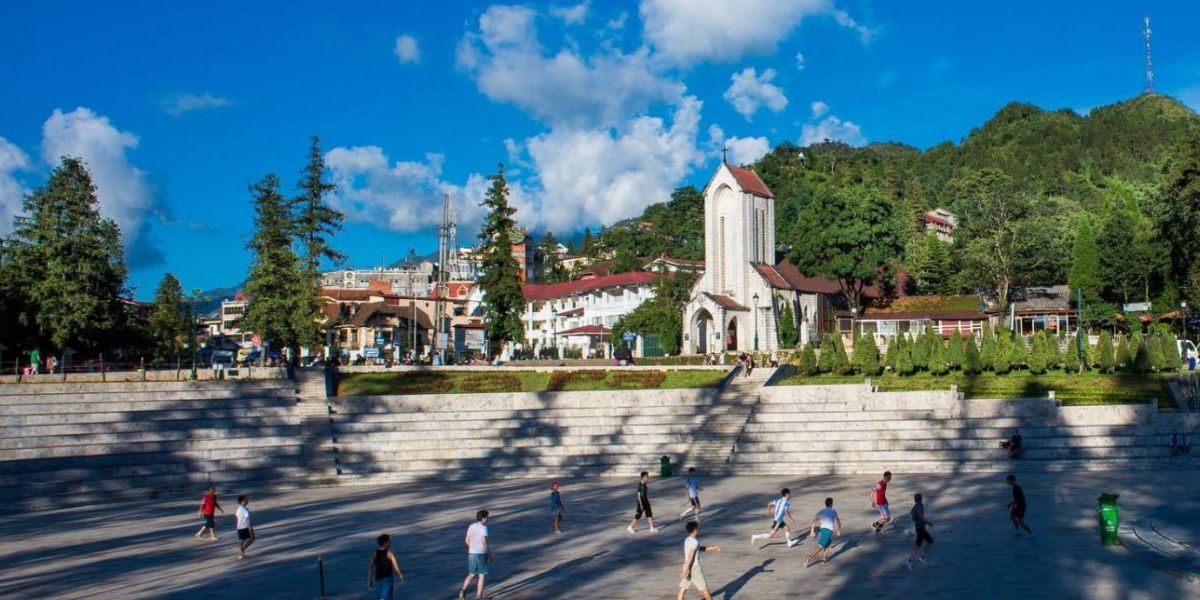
[1, 0, 1197, 299]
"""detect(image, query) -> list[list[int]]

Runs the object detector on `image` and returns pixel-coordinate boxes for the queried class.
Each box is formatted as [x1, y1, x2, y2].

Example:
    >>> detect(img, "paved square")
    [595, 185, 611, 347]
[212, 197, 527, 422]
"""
[0, 471, 1196, 599]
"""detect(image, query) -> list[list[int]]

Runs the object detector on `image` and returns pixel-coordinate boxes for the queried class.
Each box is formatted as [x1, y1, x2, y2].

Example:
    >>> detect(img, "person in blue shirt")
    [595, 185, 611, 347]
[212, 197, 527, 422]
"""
[681, 468, 702, 520]
[550, 482, 565, 535]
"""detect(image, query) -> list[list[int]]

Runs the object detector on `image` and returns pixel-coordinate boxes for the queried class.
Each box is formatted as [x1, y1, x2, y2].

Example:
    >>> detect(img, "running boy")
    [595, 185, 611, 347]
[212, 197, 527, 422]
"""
[550, 482, 565, 534]
[1006, 474, 1034, 538]
[627, 471, 659, 533]
[804, 497, 842, 567]
[367, 533, 404, 600]
[681, 468, 702, 520]
[235, 495, 255, 559]
[677, 521, 722, 600]
[871, 471, 893, 535]
[459, 510, 491, 600]
[906, 493, 933, 571]
[194, 485, 223, 540]
[751, 488, 798, 548]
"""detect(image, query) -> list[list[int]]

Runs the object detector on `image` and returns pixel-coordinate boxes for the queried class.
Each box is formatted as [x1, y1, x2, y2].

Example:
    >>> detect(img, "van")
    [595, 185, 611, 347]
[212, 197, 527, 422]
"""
[1177, 339, 1197, 370]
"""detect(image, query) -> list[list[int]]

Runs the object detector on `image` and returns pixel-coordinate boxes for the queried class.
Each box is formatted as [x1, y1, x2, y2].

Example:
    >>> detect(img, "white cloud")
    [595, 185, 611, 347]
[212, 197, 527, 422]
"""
[795, 52, 805, 70]
[724, 67, 787, 121]
[640, 0, 867, 65]
[457, 4, 683, 128]
[523, 96, 704, 231]
[705, 124, 769, 165]
[831, 8, 874, 43]
[0, 136, 32, 235]
[394, 34, 421, 63]
[800, 101, 865, 146]
[41, 108, 162, 263]
[550, 2, 589, 25]
[161, 92, 232, 116]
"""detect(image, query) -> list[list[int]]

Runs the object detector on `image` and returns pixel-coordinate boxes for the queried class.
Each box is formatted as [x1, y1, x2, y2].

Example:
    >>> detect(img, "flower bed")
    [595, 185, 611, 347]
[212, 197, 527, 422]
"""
[607, 371, 667, 389]
[457, 373, 523, 393]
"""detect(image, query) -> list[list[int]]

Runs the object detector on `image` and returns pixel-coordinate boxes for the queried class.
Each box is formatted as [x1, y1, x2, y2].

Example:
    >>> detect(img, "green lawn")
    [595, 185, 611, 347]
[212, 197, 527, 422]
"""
[337, 369, 727, 396]
[774, 371, 1176, 407]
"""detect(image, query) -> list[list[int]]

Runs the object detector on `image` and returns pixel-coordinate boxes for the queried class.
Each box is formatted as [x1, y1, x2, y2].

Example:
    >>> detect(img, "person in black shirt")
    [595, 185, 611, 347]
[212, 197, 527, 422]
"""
[367, 534, 404, 600]
[627, 471, 659, 533]
[1006, 475, 1033, 538]
[906, 493, 933, 570]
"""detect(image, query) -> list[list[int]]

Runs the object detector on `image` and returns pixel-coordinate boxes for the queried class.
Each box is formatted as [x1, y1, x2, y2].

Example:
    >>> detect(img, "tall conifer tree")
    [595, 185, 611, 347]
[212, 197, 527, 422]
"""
[242, 174, 305, 357]
[478, 164, 525, 351]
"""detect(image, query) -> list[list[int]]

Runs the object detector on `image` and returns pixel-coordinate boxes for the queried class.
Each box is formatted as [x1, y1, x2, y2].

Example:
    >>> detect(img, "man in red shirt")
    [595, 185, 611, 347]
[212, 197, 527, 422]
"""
[194, 485, 224, 540]
[870, 471, 892, 535]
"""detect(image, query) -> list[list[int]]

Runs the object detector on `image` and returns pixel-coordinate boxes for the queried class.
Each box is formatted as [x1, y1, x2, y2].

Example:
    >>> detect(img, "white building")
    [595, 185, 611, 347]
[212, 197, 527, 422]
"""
[682, 162, 849, 354]
[321, 264, 435, 297]
[521, 271, 657, 358]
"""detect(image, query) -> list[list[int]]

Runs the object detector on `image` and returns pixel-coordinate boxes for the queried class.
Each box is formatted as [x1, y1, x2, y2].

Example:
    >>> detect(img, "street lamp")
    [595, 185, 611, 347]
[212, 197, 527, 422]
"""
[1183, 300, 1189, 342]
[752, 292, 760, 351]
[550, 306, 558, 358]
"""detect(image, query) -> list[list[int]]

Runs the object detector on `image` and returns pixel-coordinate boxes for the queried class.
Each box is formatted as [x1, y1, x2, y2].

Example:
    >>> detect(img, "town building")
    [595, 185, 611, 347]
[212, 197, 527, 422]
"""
[919, 208, 958, 242]
[321, 264, 435, 297]
[521, 271, 658, 358]
[859, 294, 988, 346]
[644, 255, 705, 275]
[1002, 285, 1079, 337]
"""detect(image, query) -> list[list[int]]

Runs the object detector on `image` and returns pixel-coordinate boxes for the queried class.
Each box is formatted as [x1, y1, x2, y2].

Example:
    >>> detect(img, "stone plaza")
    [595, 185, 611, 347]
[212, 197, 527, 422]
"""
[0, 470, 1196, 599]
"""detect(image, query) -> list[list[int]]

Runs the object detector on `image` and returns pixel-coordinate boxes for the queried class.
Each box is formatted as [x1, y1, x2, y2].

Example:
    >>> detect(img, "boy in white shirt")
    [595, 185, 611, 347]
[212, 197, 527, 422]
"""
[751, 488, 798, 548]
[235, 495, 255, 560]
[805, 497, 843, 567]
[677, 521, 721, 600]
[459, 510, 491, 600]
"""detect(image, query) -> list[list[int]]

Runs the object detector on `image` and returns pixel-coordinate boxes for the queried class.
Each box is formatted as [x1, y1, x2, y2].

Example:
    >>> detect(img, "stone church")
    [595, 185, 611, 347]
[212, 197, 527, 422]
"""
[682, 162, 848, 354]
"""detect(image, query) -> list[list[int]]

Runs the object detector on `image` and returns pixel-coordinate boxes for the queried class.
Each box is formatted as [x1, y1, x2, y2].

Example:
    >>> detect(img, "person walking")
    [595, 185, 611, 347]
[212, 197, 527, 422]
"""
[906, 493, 934, 571]
[459, 510, 491, 600]
[367, 534, 404, 599]
[193, 485, 223, 540]
[627, 471, 659, 533]
[751, 488, 798, 548]
[550, 482, 565, 534]
[677, 521, 721, 600]
[235, 495, 255, 559]
[1006, 475, 1034, 538]
[871, 471, 893, 535]
[680, 468, 702, 520]
[804, 497, 842, 567]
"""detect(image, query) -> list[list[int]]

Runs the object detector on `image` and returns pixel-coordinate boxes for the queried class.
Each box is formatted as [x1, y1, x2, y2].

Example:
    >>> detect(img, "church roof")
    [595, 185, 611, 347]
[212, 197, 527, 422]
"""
[703, 292, 749, 311]
[727, 164, 774, 198]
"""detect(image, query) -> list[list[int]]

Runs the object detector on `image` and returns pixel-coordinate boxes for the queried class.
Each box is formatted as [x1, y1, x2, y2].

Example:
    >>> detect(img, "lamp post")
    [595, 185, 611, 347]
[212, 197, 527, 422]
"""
[1183, 300, 1189, 342]
[752, 292, 760, 351]
[550, 306, 558, 358]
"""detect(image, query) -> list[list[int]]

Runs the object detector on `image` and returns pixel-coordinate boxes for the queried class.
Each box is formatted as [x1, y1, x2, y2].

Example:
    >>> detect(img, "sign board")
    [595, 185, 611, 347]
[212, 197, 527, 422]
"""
[362, 347, 380, 358]
[1123, 302, 1151, 312]
[622, 331, 636, 343]
[437, 333, 450, 348]
[251, 334, 262, 348]
[375, 334, 386, 346]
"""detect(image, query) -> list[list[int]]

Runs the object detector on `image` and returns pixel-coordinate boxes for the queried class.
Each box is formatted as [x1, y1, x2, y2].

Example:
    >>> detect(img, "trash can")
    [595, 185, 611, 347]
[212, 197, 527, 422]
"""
[1097, 493, 1121, 546]
[660, 455, 672, 478]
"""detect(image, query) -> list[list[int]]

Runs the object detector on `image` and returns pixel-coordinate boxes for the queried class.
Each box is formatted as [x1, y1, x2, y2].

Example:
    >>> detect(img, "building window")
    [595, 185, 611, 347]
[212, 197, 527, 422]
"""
[719, 217, 726, 291]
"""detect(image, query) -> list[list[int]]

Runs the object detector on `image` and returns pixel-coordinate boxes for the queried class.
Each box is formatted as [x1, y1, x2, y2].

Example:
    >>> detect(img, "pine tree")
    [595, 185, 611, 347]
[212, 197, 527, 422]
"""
[1027, 331, 1049, 374]
[963, 335, 982, 374]
[148, 273, 188, 363]
[536, 232, 569, 283]
[832, 334, 852, 375]
[242, 174, 306, 355]
[1096, 331, 1116, 373]
[945, 333, 965, 370]
[979, 322, 997, 371]
[1131, 330, 1150, 373]
[817, 335, 837, 374]
[292, 136, 345, 357]
[1068, 217, 1101, 299]
[884, 335, 899, 371]
[994, 332, 1012, 374]
[478, 164, 526, 352]
[3, 157, 129, 354]
[852, 334, 881, 376]
[1064, 333, 1080, 373]
[777, 300, 798, 348]
[1115, 336, 1131, 370]
[896, 341, 915, 376]
[1007, 331, 1028, 371]
[1147, 331, 1166, 371]
[929, 335, 948, 375]
[1047, 333, 1063, 371]
[911, 327, 931, 371]
[797, 342, 819, 375]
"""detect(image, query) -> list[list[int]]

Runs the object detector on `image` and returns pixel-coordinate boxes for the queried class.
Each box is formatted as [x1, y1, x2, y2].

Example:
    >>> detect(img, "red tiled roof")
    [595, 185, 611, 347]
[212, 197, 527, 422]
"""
[704, 293, 749, 311]
[446, 282, 475, 298]
[523, 271, 656, 300]
[921, 213, 955, 228]
[727, 164, 774, 198]
[753, 264, 791, 289]
[860, 311, 984, 321]
[556, 325, 611, 336]
[319, 288, 376, 302]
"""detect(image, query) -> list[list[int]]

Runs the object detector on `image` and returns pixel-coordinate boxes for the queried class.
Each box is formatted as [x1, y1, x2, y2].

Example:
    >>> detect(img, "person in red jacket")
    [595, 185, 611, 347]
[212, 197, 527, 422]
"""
[194, 485, 224, 540]
[870, 471, 893, 535]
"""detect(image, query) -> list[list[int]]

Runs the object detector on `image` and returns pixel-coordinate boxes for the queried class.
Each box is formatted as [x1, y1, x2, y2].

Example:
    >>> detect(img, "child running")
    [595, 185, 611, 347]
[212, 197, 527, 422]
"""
[751, 488, 798, 548]
[680, 468, 702, 520]
[906, 493, 934, 571]
[1006, 474, 1034, 538]
[870, 471, 893, 535]
[804, 497, 842, 567]
[677, 520, 722, 600]
[550, 482, 565, 535]
[194, 484, 223, 540]
[235, 495, 255, 560]
[367, 533, 405, 599]
[627, 471, 660, 533]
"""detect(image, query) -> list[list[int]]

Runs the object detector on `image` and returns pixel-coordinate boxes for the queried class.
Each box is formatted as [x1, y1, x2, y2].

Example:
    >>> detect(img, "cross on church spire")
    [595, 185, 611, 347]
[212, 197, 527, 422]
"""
[721, 145, 729, 164]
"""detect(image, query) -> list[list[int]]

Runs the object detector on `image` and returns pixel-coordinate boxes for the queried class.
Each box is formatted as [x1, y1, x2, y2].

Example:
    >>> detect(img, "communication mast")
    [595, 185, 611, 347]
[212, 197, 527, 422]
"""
[1144, 15, 1154, 94]
[433, 193, 453, 360]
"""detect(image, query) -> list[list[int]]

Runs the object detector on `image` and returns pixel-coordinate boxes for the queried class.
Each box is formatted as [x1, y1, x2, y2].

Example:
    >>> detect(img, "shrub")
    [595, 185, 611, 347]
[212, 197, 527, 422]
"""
[1096, 331, 1115, 373]
[1115, 337, 1131, 370]
[962, 335, 982, 374]
[832, 334, 853, 375]
[1131, 331, 1150, 373]
[994, 334, 1012, 374]
[458, 373, 523, 393]
[911, 328, 931, 371]
[817, 335, 837, 374]
[945, 333, 965, 370]
[796, 343, 819, 375]
[1027, 332, 1049, 375]
[547, 370, 606, 391]
[929, 336, 948, 375]
[979, 322, 997, 371]
[896, 342, 915, 376]
[852, 334, 881, 376]
[1063, 332, 1081, 373]
[607, 371, 666, 389]
[883, 336, 899, 371]
[1006, 330, 1027, 370]
[387, 372, 453, 394]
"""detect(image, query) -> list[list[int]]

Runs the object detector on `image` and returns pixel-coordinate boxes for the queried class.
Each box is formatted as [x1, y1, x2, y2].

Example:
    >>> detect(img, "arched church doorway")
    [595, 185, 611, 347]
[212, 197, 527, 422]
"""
[692, 309, 714, 354]
[726, 317, 738, 351]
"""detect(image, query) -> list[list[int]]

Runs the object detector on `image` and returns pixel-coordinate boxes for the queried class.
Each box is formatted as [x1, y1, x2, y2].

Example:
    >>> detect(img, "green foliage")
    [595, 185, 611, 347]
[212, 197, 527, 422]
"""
[148, 273, 188, 363]
[610, 272, 696, 355]
[832, 334, 852, 375]
[1064, 332, 1081, 373]
[1, 157, 130, 354]
[1067, 217, 1101, 299]
[796, 343, 819, 376]
[590, 185, 705, 266]
[1027, 332, 1049, 375]
[241, 174, 306, 353]
[536, 232, 569, 283]
[1101, 192, 1165, 305]
[994, 332, 1012, 374]
[1129, 331, 1150, 373]
[1115, 337, 1131, 370]
[1160, 135, 1200, 292]
[945, 333, 965, 370]
[1096, 332, 1116, 373]
[851, 334, 881, 376]
[1153, 332, 1178, 372]
[929, 335, 948, 375]
[817, 335, 837, 374]
[907, 234, 955, 295]
[777, 299, 798, 348]
[883, 335, 899, 371]
[1007, 331, 1028, 370]
[895, 338, 915, 376]
[910, 326, 931, 370]
[962, 335, 982, 374]
[293, 136, 344, 354]
[786, 186, 906, 313]
[979, 322, 997, 371]
[478, 164, 526, 348]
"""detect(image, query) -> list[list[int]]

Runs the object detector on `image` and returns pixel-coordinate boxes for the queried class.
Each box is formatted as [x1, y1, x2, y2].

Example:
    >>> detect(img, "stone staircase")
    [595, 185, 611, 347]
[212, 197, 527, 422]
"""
[0, 379, 306, 511]
[294, 368, 336, 486]
[680, 366, 771, 471]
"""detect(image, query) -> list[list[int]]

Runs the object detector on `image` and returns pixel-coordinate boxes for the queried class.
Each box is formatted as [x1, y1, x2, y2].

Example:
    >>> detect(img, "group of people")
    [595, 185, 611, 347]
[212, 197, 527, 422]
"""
[191, 486, 256, 560]
[1170, 432, 1192, 455]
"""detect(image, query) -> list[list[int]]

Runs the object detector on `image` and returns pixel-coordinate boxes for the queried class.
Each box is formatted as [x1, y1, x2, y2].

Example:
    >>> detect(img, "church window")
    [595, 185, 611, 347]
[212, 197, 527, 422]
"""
[719, 217, 726, 291]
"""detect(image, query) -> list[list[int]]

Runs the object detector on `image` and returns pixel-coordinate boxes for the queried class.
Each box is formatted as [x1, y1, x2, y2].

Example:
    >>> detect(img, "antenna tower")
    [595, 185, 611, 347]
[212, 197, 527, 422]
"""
[1143, 15, 1154, 93]
[433, 193, 453, 360]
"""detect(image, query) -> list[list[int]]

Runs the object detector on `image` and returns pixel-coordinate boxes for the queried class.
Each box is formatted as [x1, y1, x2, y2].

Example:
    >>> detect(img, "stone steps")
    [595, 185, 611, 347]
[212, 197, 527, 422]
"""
[0, 396, 296, 415]
[0, 407, 298, 428]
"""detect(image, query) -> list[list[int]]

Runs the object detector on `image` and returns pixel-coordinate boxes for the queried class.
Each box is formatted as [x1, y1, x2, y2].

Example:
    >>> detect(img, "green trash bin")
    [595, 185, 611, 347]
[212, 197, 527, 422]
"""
[660, 455, 672, 477]
[1097, 493, 1120, 546]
